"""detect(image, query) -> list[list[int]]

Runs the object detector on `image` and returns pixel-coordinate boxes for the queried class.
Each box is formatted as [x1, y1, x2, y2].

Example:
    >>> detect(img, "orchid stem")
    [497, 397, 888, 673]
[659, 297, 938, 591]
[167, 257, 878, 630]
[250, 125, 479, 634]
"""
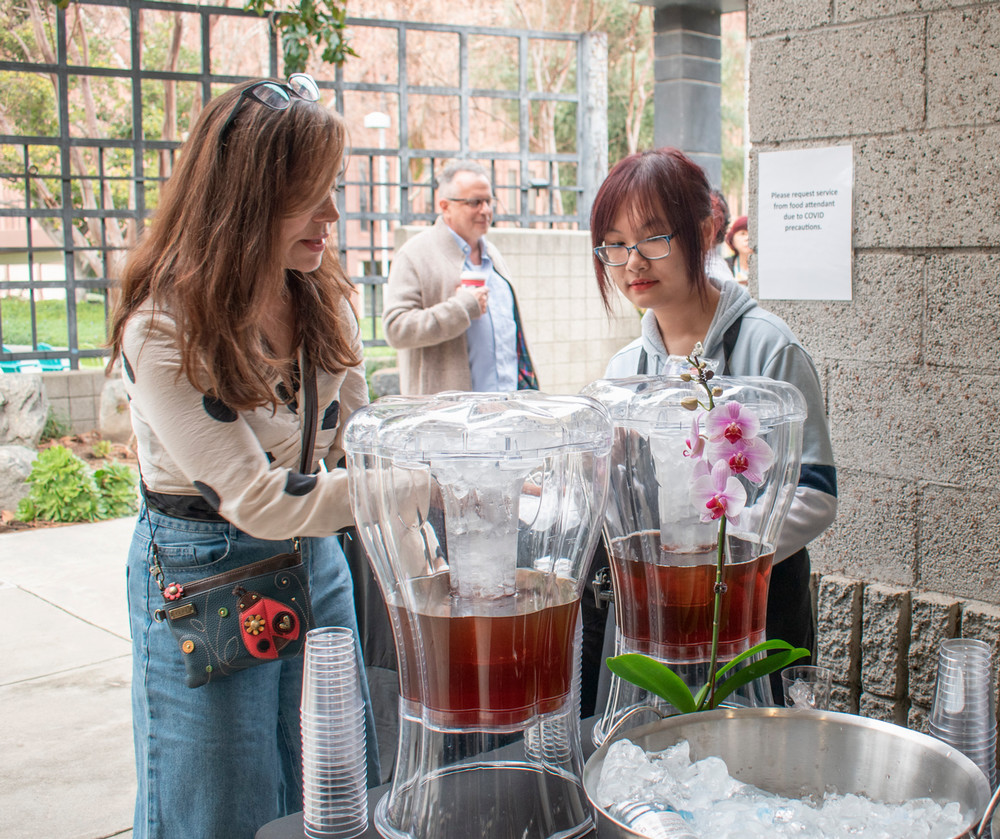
[689, 347, 722, 710]
[706, 517, 726, 710]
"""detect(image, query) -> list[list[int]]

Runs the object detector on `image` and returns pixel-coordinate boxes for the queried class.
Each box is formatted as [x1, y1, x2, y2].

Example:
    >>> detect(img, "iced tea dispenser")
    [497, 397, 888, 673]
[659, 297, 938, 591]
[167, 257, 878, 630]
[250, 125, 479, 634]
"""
[344, 392, 612, 839]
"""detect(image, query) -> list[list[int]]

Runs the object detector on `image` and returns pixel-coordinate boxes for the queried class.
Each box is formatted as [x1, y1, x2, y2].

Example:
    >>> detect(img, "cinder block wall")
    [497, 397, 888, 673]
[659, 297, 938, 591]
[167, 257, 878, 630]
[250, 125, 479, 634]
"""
[749, 1, 1000, 721]
[41, 369, 106, 434]
[393, 227, 639, 394]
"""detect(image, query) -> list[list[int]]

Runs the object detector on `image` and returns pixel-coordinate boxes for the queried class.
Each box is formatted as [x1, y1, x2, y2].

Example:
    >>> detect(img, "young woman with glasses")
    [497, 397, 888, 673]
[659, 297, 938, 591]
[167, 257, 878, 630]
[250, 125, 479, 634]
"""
[582, 147, 838, 713]
[108, 76, 380, 838]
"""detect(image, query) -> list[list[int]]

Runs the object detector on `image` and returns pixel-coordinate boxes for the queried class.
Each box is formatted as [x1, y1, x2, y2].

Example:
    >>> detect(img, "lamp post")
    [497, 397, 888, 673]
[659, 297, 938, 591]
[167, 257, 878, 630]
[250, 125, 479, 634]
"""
[363, 111, 391, 279]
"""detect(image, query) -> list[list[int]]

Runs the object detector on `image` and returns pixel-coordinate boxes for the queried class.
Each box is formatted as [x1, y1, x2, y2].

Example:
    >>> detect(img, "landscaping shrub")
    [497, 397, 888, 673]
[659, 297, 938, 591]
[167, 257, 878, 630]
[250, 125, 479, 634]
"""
[17, 445, 138, 523]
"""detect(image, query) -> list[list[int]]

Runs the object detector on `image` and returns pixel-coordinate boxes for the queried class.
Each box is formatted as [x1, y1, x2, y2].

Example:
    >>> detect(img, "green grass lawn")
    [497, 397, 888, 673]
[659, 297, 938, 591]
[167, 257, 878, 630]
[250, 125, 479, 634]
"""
[1, 296, 108, 348]
[1, 296, 108, 367]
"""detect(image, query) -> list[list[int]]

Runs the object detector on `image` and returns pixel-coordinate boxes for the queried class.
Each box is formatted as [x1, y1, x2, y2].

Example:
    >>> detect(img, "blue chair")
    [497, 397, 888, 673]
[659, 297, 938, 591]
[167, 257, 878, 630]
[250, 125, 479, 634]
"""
[1, 345, 22, 373]
[37, 343, 69, 371]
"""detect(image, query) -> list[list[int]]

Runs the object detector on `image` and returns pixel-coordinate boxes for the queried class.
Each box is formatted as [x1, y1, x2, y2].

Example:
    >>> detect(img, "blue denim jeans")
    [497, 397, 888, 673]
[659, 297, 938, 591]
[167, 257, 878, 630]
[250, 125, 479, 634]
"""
[127, 506, 380, 839]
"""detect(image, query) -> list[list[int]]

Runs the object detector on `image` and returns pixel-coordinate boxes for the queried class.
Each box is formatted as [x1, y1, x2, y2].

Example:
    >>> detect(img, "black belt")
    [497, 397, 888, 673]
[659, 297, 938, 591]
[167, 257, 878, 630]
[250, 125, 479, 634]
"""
[143, 486, 227, 523]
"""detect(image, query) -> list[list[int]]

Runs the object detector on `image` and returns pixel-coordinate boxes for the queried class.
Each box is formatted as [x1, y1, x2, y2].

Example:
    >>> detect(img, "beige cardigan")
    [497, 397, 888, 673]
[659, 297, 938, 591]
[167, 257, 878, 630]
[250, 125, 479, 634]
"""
[382, 217, 516, 395]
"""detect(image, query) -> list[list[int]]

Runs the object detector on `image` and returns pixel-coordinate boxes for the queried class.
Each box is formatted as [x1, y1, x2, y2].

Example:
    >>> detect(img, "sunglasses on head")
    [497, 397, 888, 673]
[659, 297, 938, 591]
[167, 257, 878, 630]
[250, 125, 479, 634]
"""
[219, 74, 321, 149]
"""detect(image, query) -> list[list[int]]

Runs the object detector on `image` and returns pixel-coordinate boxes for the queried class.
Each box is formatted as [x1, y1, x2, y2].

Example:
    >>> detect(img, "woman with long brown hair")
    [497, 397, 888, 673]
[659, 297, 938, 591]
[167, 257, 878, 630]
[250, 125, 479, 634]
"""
[108, 75, 379, 838]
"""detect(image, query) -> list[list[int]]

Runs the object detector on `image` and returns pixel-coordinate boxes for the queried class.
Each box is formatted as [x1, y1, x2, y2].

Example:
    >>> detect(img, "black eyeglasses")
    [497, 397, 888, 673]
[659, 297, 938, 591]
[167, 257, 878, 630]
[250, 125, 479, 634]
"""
[445, 196, 495, 210]
[219, 74, 321, 148]
[594, 233, 674, 266]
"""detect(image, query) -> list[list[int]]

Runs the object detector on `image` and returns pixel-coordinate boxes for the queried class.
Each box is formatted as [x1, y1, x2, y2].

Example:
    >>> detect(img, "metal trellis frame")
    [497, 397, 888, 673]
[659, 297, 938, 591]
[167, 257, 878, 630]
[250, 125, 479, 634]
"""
[0, 0, 601, 365]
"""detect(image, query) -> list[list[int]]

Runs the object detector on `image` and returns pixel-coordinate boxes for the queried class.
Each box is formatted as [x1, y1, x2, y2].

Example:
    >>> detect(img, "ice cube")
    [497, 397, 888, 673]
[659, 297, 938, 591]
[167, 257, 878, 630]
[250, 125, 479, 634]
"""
[598, 738, 970, 838]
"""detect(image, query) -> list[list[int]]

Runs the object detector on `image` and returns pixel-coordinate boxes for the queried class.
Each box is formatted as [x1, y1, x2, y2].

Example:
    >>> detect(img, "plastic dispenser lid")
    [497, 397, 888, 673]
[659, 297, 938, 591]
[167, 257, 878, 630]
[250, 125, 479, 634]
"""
[581, 375, 807, 433]
[343, 391, 613, 462]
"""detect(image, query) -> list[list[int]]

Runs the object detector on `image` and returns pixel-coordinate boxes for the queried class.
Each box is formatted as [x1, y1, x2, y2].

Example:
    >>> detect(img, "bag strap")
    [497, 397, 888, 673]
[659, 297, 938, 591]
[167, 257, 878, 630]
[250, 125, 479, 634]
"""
[299, 353, 318, 475]
[720, 315, 743, 376]
[146, 354, 320, 599]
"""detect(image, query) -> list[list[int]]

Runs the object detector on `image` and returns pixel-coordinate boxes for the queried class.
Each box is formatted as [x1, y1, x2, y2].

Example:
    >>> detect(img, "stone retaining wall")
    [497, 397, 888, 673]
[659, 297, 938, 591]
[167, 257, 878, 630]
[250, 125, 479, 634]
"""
[816, 573, 1000, 732]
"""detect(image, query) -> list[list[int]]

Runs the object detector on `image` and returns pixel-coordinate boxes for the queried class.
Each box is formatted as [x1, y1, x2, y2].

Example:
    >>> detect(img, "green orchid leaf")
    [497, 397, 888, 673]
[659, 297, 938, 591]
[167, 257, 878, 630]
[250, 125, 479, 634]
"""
[708, 646, 810, 709]
[712, 639, 801, 681]
[693, 640, 800, 709]
[606, 654, 697, 715]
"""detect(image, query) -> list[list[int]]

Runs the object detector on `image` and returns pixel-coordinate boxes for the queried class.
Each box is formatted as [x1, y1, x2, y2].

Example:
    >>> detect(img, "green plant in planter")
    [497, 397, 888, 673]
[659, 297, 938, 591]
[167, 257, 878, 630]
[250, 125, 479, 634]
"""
[606, 344, 809, 713]
[94, 461, 139, 519]
[17, 445, 138, 523]
[91, 439, 113, 459]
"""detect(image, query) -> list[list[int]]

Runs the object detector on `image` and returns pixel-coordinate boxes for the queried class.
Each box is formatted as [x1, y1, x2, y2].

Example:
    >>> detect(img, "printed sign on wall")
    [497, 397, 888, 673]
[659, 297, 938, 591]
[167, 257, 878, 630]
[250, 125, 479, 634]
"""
[757, 145, 854, 300]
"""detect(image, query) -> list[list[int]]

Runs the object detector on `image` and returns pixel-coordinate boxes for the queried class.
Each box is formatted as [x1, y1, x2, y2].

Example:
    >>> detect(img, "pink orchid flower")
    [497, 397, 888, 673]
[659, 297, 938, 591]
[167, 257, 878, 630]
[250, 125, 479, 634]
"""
[691, 458, 711, 482]
[691, 459, 747, 525]
[683, 415, 705, 459]
[705, 401, 761, 445]
[708, 436, 774, 484]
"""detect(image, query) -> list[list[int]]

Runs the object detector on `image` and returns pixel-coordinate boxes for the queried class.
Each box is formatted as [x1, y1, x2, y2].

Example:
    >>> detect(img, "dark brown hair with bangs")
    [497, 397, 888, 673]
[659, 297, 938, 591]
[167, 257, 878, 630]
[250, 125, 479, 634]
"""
[108, 79, 359, 410]
[590, 147, 713, 312]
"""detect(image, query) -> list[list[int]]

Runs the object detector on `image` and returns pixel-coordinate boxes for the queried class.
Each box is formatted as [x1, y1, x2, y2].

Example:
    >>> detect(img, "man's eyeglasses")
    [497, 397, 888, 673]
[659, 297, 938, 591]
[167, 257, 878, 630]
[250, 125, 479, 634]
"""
[445, 196, 495, 210]
[219, 74, 321, 148]
[594, 233, 674, 266]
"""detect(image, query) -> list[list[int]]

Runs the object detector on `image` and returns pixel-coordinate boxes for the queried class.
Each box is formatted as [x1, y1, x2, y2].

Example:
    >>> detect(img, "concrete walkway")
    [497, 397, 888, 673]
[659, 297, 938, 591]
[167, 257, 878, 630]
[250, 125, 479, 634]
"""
[0, 517, 136, 839]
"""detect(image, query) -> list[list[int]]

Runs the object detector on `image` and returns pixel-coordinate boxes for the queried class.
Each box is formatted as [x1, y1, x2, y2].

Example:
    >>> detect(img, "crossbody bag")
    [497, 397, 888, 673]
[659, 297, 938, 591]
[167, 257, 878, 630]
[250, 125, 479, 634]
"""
[148, 360, 318, 688]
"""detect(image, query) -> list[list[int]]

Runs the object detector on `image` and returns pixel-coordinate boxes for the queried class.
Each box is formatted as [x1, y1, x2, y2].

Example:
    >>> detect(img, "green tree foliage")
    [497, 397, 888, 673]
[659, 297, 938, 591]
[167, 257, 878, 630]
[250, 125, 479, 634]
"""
[721, 15, 747, 214]
[244, 0, 355, 74]
[1, 0, 135, 274]
[604, 0, 654, 164]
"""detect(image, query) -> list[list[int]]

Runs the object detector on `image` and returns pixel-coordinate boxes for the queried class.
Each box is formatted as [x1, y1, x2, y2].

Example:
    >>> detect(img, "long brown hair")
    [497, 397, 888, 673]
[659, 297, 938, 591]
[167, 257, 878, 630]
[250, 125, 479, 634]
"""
[590, 147, 713, 312]
[108, 79, 360, 410]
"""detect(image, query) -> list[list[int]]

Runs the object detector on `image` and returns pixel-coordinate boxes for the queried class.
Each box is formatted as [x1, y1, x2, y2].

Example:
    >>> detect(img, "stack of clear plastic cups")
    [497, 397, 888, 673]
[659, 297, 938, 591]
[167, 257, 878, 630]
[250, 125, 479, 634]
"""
[929, 638, 997, 789]
[300, 626, 369, 839]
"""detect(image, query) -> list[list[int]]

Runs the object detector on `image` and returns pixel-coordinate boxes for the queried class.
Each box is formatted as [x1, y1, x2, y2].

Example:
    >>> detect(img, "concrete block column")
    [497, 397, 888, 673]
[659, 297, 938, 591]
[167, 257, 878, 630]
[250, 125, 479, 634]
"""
[651, 4, 724, 185]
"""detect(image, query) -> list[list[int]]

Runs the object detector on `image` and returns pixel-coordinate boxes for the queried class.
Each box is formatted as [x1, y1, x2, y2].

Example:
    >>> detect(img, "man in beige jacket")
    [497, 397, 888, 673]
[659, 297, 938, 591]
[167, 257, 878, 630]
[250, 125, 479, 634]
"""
[382, 161, 537, 395]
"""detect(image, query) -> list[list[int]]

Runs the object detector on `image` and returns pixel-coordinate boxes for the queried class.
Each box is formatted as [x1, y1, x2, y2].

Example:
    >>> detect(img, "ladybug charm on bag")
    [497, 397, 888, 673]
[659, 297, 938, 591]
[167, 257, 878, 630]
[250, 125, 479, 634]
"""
[235, 586, 302, 660]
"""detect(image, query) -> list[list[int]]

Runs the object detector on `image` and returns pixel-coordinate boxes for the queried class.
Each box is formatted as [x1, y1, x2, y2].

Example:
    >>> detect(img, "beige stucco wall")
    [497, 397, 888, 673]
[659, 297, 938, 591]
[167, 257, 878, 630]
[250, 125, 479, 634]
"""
[747, 0, 1000, 724]
[393, 226, 640, 395]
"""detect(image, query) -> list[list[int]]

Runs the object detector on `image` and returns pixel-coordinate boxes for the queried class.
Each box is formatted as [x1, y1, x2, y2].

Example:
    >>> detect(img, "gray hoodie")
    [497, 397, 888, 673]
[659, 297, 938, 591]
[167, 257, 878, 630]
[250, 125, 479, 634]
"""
[604, 279, 837, 562]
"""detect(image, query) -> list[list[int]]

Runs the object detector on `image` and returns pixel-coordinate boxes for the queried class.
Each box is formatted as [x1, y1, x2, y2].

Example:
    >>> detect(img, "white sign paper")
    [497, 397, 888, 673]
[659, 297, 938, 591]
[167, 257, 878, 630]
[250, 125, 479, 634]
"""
[757, 145, 854, 300]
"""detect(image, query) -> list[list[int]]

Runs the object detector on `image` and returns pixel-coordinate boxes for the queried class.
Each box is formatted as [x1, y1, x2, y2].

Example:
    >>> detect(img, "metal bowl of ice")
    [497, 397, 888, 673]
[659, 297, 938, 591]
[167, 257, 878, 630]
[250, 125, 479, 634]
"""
[584, 707, 992, 838]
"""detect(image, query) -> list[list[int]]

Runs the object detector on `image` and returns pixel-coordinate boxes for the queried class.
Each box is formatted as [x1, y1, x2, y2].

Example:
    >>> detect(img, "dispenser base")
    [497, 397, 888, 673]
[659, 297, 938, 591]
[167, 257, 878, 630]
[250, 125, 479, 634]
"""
[373, 761, 593, 839]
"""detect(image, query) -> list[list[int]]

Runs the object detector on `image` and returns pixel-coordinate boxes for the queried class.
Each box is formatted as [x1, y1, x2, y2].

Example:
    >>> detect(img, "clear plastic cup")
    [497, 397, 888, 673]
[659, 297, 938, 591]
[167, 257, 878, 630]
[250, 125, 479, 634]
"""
[302, 796, 369, 811]
[939, 638, 993, 660]
[929, 638, 997, 786]
[301, 709, 365, 727]
[781, 664, 833, 710]
[300, 626, 368, 839]
[931, 678, 994, 722]
[303, 792, 366, 806]
[302, 760, 367, 775]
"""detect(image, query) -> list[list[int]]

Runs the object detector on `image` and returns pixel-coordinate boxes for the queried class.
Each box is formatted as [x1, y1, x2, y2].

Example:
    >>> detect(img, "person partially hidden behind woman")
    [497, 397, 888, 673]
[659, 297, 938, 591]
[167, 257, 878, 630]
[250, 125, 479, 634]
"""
[725, 213, 751, 285]
[587, 148, 837, 707]
[107, 75, 379, 838]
